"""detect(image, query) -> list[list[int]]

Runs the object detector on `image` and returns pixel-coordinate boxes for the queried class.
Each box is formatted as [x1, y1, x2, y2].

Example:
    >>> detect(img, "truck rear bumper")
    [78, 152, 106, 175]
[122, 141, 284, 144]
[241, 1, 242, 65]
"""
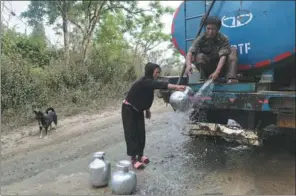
[189, 91, 295, 112]
[157, 77, 295, 129]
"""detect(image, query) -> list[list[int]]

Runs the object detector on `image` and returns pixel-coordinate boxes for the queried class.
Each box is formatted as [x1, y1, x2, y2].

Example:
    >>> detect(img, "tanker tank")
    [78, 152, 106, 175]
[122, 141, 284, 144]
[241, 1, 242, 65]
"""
[171, 1, 295, 81]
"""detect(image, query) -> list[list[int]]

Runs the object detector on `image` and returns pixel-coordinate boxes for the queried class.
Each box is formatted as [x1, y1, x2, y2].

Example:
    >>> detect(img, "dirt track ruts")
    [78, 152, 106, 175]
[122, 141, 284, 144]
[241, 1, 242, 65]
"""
[1, 103, 295, 195]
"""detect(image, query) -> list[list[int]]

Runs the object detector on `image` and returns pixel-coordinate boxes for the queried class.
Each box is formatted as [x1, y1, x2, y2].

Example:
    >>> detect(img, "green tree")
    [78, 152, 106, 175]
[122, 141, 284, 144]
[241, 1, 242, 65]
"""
[89, 10, 136, 83]
[30, 22, 47, 48]
[1, 1, 179, 130]
[21, 1, 174, 64]
[21, 1, 77, 63]
[1, 25, 52, 67]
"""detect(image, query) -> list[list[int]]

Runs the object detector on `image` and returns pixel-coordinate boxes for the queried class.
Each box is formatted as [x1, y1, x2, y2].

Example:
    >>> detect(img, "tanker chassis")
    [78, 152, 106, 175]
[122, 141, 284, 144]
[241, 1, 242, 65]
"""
[158, 1, 296, 146]
[158, 60, 295, 146]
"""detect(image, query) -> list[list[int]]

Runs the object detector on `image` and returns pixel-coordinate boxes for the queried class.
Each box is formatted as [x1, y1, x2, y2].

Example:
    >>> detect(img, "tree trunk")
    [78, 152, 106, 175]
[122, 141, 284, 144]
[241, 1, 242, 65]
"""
[82, 36, 91, 64]
[81, 1, 107, 65]
[62, 13, 69, 64]
[61, 2, 70, 64]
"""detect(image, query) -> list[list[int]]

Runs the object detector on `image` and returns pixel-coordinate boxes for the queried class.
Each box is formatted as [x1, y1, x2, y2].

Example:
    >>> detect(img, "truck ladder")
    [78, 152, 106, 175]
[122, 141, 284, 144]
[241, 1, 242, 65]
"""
[184, 0, 217, 54]
[177, 0, 216, 85]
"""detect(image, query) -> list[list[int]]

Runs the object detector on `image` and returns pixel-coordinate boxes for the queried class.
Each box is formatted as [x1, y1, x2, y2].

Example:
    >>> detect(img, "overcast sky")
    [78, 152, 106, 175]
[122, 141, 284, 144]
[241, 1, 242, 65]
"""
[2, 1, 182, 46]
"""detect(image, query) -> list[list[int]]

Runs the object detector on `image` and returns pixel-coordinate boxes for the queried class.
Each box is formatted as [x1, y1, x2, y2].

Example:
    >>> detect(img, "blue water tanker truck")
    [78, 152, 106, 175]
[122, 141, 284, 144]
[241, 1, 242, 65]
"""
[158, 1, 295, 140]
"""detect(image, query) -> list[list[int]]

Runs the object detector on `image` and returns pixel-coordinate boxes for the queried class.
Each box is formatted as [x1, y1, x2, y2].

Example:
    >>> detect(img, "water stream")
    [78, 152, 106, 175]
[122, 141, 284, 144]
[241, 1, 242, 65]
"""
[166, 80, 295, 195]
[171, 79, 215, 132]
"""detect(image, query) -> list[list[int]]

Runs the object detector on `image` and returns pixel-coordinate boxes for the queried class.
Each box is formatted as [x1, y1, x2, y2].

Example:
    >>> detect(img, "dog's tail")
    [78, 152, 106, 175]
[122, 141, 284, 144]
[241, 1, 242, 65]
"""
[33, 110, 38, 115]
[45, 107, 55, 114]
[53, 114, 58, 125]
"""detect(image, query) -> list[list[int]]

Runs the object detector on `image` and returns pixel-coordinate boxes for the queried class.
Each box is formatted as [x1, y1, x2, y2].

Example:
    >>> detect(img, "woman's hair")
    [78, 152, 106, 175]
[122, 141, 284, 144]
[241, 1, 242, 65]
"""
[201, 16, 222, 30]
[144, 62, 160, 77]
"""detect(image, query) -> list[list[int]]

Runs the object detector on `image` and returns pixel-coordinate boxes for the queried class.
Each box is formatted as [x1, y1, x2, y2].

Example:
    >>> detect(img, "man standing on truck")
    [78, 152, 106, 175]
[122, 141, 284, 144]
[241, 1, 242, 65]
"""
[185, 16, 239, 84]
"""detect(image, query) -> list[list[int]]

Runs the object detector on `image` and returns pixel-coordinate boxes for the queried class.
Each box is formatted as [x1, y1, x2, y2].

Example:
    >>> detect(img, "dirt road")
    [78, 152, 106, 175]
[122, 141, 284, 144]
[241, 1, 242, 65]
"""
[1, 103, 295, 195]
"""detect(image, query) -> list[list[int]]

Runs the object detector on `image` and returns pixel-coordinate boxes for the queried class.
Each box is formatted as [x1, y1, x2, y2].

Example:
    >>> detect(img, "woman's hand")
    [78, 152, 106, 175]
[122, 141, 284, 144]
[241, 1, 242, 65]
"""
[167, 84, 186, 91]
[175, 85, 186, 91]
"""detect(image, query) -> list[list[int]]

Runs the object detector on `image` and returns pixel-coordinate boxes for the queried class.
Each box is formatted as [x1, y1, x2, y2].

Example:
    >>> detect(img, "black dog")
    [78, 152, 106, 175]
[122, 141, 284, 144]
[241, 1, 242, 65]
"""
[33, 107, 58, 138]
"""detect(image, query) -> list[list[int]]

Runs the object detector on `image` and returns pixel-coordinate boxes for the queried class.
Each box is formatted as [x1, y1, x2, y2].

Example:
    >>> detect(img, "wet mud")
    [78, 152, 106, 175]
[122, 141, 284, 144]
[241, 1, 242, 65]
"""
[1, 108, 295, 195]
[134, 112, 295, 195]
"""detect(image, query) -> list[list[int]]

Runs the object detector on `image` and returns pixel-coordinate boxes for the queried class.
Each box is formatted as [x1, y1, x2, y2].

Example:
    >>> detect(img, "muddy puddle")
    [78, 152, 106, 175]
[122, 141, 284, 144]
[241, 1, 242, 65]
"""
[1, 105, 294, 195]
[144, 79, 295, 195]
[135, 111, 295, 195]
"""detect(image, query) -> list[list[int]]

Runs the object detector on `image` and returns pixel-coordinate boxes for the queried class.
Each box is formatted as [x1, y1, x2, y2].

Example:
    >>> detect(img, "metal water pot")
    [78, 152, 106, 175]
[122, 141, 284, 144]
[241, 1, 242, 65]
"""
[89, 151, 111, 187]
[110, 160, 137, 195]
[169, 86, 194, 112]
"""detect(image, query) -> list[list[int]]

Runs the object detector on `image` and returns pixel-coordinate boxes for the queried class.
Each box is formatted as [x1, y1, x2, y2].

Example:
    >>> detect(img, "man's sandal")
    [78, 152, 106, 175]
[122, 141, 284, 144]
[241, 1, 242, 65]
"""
[139, 156, 150, 164]
[227, 79, 239, 84]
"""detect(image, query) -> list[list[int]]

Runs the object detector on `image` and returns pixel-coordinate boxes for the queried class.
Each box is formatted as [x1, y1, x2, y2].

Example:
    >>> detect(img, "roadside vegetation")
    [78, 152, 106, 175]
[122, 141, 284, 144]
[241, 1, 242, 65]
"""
[1, 1, 183, 131]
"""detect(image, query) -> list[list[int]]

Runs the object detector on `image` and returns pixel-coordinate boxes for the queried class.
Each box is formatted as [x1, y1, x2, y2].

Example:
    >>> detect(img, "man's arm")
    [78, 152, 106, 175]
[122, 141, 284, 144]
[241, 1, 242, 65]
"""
[215, 35, 231, 74]
[209, 34, 231, 80]
[215, 56, 227, 74]
[185, 36, 202, 72]
[186, 51, 193, 68]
